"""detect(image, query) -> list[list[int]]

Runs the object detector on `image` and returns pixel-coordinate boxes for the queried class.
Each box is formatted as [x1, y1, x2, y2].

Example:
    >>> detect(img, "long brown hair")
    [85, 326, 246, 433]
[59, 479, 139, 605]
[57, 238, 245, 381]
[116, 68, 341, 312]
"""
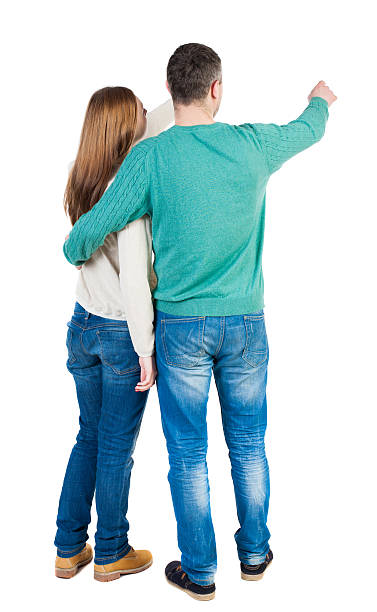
[64, 87, 138, 225]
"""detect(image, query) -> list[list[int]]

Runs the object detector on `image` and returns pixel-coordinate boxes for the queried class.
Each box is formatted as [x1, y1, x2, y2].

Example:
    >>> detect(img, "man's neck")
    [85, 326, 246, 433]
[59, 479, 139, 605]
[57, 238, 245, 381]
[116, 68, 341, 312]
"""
[174, 103, 215, 126]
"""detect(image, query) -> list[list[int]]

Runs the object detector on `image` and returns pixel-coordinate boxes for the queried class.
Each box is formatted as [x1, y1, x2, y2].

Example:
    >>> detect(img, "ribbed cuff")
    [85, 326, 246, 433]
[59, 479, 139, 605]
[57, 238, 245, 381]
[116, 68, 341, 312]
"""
[63, 239, 85, 267]
[309, 96, 329, 114]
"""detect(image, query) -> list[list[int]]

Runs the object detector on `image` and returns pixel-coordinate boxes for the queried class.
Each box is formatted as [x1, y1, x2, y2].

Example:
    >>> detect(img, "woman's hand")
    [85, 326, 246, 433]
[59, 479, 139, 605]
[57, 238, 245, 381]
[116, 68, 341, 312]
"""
[135, 355, 157, 392]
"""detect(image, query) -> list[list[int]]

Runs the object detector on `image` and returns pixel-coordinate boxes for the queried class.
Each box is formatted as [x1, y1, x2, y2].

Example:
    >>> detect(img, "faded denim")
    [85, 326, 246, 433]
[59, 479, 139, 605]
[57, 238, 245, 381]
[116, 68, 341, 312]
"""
[55, 303, 148, 564]
[155, 309, 270, 585]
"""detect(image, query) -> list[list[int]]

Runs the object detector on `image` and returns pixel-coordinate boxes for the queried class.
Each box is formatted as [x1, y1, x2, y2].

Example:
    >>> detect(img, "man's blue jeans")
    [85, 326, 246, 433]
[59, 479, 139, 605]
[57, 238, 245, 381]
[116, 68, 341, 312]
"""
[54, 303, 148, 564]
[155, 309, 270, 585]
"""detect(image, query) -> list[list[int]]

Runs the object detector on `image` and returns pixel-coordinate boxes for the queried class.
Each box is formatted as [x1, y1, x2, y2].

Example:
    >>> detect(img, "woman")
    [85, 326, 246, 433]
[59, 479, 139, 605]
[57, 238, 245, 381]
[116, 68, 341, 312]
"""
[54, 87, 173, 581]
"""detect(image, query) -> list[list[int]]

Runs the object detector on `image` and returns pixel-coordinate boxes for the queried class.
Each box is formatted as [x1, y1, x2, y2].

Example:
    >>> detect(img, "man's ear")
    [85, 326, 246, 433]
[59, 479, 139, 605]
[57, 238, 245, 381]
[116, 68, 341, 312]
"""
[211, 80, 220, 99]
[166, 80, 170, 94]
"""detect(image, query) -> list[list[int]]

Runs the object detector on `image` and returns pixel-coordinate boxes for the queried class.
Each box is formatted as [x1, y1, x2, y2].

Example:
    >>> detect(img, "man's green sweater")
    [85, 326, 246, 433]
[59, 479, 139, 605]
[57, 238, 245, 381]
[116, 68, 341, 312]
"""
[64, 97, 329, 316]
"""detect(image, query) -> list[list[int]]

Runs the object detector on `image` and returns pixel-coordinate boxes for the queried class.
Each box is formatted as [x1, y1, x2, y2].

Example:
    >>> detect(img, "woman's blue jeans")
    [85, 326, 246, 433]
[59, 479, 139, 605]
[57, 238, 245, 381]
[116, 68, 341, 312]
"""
[155, 309, 270, 585]
[54, 303, 148, 564]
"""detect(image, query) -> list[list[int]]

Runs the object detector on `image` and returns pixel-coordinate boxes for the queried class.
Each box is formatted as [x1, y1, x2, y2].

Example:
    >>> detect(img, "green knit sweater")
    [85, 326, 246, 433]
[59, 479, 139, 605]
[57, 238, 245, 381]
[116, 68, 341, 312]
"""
[64, 97, 329, 316]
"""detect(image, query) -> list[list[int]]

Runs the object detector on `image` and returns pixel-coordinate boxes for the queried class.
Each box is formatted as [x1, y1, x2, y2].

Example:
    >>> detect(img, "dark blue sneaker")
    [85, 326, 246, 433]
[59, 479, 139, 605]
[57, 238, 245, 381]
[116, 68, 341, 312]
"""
[241, 550, 273, 581]
[165, 561, 216, 600]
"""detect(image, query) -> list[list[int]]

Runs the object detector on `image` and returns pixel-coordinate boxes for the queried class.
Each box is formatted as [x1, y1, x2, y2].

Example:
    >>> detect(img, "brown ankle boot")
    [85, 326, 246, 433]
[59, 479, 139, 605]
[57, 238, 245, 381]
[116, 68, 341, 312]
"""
[55, 544, 93, 578]
[94, 547, 153, 582]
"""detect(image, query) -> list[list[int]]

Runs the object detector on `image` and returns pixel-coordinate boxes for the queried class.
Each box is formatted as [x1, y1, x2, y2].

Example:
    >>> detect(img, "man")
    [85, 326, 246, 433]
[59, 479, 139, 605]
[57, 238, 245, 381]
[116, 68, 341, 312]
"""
[64, 43, 336, 600]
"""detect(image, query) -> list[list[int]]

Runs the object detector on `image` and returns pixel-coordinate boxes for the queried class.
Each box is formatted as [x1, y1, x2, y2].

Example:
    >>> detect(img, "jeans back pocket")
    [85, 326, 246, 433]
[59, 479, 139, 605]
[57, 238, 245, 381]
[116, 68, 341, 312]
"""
[161, 317, 205, 368]
[242, 314, 268, 367]
[97, 328, 140, 376]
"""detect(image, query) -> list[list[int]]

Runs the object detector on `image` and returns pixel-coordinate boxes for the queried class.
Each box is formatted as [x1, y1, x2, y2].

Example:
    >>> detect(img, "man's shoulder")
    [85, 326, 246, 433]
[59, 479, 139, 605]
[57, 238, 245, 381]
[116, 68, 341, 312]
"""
[232, 122, 260, 137]
[218, 121, 265, 150]
[132, 121, 265, 154]
[214, 121, 262, 141]
[132, 136, 160, 155]
[133, 127, 177, 155]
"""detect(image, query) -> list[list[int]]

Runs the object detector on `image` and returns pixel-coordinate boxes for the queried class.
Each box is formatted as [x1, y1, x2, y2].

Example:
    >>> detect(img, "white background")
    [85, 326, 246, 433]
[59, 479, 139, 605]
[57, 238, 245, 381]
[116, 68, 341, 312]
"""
[1, 1, 376, 610]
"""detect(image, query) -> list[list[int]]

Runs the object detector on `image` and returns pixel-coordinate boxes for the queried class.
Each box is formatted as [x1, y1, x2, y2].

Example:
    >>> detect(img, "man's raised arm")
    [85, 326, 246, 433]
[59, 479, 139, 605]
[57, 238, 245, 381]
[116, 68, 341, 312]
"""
[63, 140, 152, 267]
[252, 81, 337, 175]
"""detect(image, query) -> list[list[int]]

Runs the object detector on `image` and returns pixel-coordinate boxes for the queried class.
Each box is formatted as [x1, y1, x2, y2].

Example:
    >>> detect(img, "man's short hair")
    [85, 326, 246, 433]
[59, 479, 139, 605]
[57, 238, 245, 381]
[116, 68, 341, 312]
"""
[167, 43, 222, 105]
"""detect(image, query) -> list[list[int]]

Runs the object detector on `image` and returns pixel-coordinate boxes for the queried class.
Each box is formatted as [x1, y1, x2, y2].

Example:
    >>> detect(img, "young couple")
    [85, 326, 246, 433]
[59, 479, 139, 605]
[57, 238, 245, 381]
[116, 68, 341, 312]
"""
[55, 43, 336, 600]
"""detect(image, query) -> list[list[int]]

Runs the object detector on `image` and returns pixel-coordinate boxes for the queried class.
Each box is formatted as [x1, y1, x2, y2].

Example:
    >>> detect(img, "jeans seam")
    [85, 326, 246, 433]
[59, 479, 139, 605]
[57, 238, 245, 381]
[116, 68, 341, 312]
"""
[214, 317, 225, 357]
[57, 543, 85, 555]
[79, 330, 91, 356]
[188, 577, 215, 584]
[95, 543, 131, 563]
[70, 320, 131, 331]
[162, 317, 205, 323]
[240, 553, 269, 564]
[199, 317, 205, 348]
[69, 320, 85, 330]
[183, 569, 215, 585]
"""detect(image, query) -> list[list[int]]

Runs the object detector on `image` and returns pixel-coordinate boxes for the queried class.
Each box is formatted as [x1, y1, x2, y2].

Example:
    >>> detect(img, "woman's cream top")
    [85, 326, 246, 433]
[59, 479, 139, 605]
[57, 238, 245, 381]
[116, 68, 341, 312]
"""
[74, 100, 174, 356]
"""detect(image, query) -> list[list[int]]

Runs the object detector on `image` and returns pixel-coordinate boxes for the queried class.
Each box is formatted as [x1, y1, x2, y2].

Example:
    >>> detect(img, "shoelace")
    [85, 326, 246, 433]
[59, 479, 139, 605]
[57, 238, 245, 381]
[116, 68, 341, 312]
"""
[174, 564, 190, 587]
[175, 565, 214, 590]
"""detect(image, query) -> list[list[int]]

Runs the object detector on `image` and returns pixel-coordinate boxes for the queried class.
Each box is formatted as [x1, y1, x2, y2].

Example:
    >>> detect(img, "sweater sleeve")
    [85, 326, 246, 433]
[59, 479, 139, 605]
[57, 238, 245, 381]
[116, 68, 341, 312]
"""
[251, 97, 329, 175]
[118, 216, 155, 357]
[63, 141, 152, 267]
